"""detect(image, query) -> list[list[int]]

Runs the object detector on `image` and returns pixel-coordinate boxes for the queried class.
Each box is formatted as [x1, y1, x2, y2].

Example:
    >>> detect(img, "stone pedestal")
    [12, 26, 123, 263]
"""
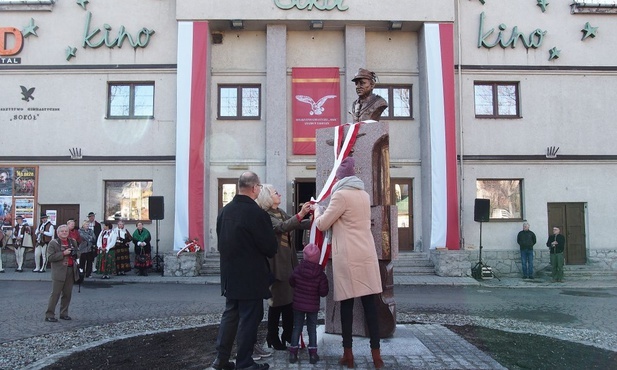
[164, 252, 203, 277]
[316, 122, 398, 338]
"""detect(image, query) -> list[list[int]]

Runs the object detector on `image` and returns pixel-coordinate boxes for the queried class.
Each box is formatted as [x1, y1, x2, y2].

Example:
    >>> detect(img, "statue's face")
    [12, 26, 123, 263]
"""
[355, 78, 374, 99]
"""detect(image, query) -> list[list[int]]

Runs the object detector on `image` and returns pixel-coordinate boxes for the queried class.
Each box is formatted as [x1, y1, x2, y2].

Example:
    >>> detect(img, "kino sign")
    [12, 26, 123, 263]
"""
[274, 0, 348, 11]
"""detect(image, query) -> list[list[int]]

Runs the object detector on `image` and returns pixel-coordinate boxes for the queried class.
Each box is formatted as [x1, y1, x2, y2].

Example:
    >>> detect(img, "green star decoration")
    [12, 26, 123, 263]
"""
[76, 0, 89, 10]
[581, 22, 598, 41]
[22, 18, 39, 38]
[66, 46, 77, 61]
[537, 0, 549, 12]
[548, 47, 560, 61]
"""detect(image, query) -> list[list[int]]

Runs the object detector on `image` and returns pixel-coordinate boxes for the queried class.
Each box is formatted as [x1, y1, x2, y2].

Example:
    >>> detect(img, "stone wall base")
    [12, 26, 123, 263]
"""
[430, 248, 617, 277]
[164, 252, 203, 277]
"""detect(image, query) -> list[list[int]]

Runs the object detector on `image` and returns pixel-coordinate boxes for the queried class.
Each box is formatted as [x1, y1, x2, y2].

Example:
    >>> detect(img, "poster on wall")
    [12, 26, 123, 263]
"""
[46, 210, 57, 226]
[0, 196, 13, 226]
[14, 167, 36, 196]
[291, 67, 341, 155]
[0, 167, 14, 196]
[15, 198, 35, 226]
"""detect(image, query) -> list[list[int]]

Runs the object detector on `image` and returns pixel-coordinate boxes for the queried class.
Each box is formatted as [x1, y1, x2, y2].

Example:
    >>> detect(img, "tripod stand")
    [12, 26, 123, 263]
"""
[152, 219, 164, 276]
[471, 221, 499, 280]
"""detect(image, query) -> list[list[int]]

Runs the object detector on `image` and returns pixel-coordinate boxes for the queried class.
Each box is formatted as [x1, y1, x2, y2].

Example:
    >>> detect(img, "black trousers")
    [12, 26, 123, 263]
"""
[267, 303, 293, 342]
[340, 294, 380, 349]
[215, 298, 263, 369]
[80, 251, 95, 277]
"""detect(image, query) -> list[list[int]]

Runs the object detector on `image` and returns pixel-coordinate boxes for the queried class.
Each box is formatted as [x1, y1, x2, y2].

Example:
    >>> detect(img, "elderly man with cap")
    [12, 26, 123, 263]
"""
[12, 215, 33, 272]
[350, 68, 388, 122]
[34, 213, 54, 272]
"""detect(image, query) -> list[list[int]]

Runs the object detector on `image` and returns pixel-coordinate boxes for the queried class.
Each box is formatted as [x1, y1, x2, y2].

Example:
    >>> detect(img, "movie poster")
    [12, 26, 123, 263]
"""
[15, 198, 35, 226]
[0, 196, 12, 226]
[0, 167, 13, 196]
[14, 167, 36, 196]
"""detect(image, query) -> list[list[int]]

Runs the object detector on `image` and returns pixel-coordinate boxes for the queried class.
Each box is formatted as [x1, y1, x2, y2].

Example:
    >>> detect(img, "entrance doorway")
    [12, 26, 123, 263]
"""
[391, 178, 414, 251]
[39, 204, 80, 228]
[547, 202, 586, 265]
[293, 179, 316, 252]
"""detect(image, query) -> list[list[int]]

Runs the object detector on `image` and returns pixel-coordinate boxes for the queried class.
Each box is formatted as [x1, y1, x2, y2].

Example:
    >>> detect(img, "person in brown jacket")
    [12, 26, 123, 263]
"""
[314, 156, 384, 368]
[44, 224, 79, 322]
[254, 184, 311, 354]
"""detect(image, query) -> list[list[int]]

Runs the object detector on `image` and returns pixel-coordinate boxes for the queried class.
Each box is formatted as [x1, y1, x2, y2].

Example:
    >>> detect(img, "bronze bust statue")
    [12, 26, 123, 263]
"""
[350, 68, 388, 122]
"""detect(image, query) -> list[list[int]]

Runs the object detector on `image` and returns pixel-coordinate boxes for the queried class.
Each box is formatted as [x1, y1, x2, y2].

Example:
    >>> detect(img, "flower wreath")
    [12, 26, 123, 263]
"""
[177, 237, 202, 257]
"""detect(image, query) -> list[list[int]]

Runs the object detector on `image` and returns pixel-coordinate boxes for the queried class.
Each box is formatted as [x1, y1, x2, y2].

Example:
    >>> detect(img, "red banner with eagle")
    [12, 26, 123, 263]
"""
[292, 67, 341, 154]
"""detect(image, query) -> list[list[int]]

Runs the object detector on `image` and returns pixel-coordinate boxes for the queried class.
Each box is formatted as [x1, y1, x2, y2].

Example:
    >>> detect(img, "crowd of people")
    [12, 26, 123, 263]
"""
[3, 211, 153, 280]
[212, 162, 385, 370]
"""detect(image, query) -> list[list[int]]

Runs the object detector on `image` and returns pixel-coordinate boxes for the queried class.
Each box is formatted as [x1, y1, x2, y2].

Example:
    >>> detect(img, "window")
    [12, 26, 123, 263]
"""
[218, 179, 237, 210]
[105, 181, 153, 221]
[107, 82, 154, 119]
[373, 85, 413, 119]
[217, 85, 261, 119]
[474, 82, 520, 118]
[476, 179, 523, 220]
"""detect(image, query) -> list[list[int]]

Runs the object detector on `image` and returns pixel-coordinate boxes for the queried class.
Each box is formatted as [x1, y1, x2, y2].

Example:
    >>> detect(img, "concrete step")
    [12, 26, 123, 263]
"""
[538, 265, 616, 278]
[394, 266, 437, 274]
[562, 265, 616, 277]
[201, 252, 437, 276]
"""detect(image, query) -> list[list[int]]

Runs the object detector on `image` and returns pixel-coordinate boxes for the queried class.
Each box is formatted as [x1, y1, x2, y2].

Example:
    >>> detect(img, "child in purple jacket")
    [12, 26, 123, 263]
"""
[288, 243, 329, 364]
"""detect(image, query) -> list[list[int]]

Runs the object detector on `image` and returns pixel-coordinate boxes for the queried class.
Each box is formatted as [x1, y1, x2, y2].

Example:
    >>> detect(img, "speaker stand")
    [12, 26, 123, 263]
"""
[471, 221, 500, 281]
[152, 219, 164, 276]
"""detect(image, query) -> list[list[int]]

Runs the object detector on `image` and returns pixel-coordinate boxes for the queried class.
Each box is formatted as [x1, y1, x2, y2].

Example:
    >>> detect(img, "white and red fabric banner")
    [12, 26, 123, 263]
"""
[292, 68, 341, 155]
[424, 23, 460, 250]
[174, 21, 208, 250]
[309, 122, 365, 267]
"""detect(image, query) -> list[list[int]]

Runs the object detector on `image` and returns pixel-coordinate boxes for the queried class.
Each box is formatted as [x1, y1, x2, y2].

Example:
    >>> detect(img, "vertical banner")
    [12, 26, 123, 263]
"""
[174, 21, 208, 250]
[292, 68, 341, 154]
[425, 23, 460, 250]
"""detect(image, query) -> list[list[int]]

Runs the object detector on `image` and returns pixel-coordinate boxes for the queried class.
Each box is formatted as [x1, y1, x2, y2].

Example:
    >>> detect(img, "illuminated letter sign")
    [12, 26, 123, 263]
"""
[0, 27, 24, 56]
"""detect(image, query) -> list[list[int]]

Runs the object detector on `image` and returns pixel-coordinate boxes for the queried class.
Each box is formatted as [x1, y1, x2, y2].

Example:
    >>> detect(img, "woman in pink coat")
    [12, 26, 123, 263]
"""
[314, 156, 384, 369]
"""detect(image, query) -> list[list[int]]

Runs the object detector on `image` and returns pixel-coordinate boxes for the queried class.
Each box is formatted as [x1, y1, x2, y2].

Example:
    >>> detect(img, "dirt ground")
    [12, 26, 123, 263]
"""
[44, 322, 616, 370]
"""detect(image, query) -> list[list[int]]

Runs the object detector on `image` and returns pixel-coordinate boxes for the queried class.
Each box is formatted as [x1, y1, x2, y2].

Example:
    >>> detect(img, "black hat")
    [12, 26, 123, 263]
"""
[40, 213, 48, 218]
[87, 212, 96, 217]
[16, 215, 23, 220]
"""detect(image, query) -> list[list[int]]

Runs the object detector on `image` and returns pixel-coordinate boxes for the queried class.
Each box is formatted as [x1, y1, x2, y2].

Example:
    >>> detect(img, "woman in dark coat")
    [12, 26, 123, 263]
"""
[255, 184, 311, 350]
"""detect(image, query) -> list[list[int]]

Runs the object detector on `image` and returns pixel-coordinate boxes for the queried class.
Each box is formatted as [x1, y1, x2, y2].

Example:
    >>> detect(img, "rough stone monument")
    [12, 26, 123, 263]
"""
[316, 121, 398, 338]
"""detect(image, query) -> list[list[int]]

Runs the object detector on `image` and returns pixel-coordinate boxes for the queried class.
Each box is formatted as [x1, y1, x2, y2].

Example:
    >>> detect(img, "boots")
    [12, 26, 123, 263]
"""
[339, 347, 354, 368]
[266, 334, 286, 350]
[266, 307, 286, 350]
[308, 347, 320, 364]
[288, 346, 298, 364]
[371, 348, 384, 368]
[280, 304, 293, 346]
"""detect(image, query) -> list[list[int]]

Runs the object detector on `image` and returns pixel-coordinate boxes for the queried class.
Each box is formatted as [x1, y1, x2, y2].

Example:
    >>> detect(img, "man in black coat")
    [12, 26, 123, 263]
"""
[212, 171, 278, 370]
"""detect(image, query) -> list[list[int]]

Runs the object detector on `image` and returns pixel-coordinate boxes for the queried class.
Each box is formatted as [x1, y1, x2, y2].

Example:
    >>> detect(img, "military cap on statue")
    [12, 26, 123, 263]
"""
[351, 68, 376, 82]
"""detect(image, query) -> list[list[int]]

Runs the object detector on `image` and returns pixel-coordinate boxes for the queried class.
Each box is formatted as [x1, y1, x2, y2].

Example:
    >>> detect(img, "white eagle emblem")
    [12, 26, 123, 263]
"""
[295, 94, 337, 115]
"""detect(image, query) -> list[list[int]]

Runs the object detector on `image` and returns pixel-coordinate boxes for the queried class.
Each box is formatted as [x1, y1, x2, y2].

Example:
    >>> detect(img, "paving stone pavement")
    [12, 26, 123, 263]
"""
[1, 269, 615, 370]
[252, 324, 505, 369]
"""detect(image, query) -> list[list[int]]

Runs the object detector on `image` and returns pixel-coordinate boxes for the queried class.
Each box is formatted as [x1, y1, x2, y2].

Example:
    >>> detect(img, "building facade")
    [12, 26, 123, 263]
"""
[1, 0, 616, 274]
